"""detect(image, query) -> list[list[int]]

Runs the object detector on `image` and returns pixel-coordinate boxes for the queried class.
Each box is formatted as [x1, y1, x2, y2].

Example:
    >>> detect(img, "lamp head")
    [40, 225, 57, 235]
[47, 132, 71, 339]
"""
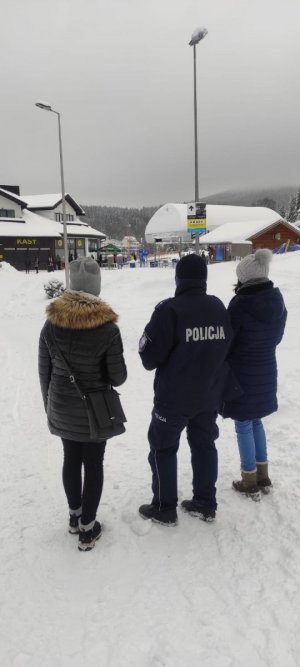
[35, 100, 52, 111]
[189, 27, 208, 46]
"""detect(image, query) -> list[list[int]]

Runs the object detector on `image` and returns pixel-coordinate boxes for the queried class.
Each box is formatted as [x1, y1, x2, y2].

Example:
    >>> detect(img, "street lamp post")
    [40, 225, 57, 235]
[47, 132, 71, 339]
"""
[189, 27, 208, 255]
[35, 100, 70, 288]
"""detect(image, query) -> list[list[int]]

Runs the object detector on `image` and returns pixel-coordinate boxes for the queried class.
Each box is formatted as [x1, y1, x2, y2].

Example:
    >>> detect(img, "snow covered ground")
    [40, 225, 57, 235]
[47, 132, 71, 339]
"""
[0, 254, 299, 667]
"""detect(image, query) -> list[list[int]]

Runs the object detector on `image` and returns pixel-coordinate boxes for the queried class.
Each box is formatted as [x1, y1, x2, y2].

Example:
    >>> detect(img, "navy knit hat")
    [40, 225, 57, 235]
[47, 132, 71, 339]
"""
[176, 253, 207, 280]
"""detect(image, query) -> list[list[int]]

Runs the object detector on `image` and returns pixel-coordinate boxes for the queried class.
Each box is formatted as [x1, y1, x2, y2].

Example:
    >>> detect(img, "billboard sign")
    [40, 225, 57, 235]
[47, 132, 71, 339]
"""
[187, 202, 207, 234]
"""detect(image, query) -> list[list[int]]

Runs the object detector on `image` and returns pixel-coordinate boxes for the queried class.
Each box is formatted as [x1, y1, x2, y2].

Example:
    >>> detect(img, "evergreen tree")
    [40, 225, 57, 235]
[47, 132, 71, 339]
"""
[278, 205, 286, 219]
[251, 197, 277, 210]
[287, 195, 298, 223]
[295, 189, 300, 221]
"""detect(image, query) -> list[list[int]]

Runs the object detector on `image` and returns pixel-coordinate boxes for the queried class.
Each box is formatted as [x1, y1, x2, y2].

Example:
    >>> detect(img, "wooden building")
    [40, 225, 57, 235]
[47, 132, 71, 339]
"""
[198, 218, 300, 261]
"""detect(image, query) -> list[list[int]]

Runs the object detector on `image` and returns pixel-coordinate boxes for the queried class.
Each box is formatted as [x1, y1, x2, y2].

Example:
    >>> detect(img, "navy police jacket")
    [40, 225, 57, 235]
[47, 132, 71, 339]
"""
[222, 280, 287, 421]
[139, 278, 233, 415]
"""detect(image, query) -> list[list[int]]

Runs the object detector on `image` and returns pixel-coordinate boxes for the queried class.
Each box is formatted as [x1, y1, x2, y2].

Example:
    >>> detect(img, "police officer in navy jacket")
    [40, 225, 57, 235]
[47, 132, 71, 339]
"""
[138, 253, 233, 526]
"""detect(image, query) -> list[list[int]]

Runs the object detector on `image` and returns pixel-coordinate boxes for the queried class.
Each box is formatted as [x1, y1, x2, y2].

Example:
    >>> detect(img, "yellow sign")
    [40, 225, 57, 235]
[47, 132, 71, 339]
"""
[187, 218, 207, 230]
[16, 239, 37, 246]
[57, 239, 63, 247]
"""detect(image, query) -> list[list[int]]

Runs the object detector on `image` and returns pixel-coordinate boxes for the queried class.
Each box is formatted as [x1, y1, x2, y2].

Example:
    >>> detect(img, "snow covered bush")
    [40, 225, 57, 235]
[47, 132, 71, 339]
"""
[44, 279, 65, 299]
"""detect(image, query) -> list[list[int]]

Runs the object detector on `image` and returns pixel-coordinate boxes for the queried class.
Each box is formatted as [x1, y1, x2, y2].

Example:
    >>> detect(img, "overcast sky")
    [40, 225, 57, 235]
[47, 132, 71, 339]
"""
[1, 0, 300, 207]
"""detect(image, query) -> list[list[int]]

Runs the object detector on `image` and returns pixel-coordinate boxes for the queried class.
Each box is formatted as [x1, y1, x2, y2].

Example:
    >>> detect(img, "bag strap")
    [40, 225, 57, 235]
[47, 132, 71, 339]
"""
[49, 325, 87, 402]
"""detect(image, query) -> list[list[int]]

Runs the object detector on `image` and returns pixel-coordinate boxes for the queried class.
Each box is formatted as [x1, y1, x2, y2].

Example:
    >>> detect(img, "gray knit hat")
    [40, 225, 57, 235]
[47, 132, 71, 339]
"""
[69, 257, 101, 296]
[236, 249, 272, 284]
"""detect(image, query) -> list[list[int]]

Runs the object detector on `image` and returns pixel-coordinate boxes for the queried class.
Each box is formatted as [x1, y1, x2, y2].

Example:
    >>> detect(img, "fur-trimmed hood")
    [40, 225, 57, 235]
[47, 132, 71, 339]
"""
[46, 290, 118, 330]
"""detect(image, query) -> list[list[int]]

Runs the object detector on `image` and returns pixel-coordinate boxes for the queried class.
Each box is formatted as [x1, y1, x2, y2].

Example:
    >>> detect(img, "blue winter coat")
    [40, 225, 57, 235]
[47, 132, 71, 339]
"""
[222, 280, 287, 420]
[139, 279, 233, 416]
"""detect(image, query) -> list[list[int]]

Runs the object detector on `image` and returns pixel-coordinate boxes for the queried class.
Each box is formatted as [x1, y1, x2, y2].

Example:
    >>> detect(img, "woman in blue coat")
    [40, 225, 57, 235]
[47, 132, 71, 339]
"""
[223, 249, 287, 500]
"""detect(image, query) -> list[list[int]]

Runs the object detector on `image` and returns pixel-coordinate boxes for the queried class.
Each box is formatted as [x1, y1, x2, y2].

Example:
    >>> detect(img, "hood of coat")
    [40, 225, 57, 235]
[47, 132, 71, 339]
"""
[235, 282, 286, 324]
[175, 278, 207, 296]
[46, 290, 118, 330]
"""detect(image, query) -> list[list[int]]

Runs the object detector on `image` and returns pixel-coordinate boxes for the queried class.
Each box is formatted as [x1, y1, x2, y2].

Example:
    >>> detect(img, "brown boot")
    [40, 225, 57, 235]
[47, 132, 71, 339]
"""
[232, 469, 261, 502]
[256, 462, 272, 494]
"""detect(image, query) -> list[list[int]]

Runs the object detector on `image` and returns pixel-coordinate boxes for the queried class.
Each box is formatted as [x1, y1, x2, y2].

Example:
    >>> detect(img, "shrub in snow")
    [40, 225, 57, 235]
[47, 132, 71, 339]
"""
[44, 279, 65, 299]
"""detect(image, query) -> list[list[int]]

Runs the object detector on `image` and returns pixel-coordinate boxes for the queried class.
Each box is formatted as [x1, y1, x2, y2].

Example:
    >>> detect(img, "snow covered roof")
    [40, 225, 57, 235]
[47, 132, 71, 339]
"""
[0, 209, 62, 238]
[0, 210, 105, 240]
[145, 203, 282, 242]
[65, 221, 105, 238]
[23, 193, 85, 216]
[0, 188, 28, 208]
[198, 218, 299, 245]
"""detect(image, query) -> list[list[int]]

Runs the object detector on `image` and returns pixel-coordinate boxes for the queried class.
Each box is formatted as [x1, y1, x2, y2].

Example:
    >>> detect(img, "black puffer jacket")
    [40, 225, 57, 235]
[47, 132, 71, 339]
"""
[38, 290, 127, 442]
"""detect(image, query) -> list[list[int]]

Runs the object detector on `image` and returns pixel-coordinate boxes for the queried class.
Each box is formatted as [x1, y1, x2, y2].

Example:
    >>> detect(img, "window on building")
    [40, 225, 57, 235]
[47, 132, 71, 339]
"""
[88, 239, 99, 252]
[0, 209, 15, 218]
[55, 213, 74, 222]
[274, 232, 281, 240]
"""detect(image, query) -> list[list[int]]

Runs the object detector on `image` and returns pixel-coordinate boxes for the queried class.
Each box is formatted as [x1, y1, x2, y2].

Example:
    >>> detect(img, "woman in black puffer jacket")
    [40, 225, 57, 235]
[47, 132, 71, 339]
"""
[223, 249, 287, 500]
[38, 257, 127, 550]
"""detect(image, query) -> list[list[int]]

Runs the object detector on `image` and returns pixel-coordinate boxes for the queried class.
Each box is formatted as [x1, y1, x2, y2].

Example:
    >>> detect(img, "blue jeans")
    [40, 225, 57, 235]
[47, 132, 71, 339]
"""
[234, 419, 267, 471]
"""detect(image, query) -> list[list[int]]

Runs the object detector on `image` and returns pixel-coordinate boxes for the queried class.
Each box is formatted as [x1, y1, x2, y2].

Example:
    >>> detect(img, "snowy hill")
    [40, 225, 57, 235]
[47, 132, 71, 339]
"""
[204, 186, 298, 211]
[0, 254, 299, 667]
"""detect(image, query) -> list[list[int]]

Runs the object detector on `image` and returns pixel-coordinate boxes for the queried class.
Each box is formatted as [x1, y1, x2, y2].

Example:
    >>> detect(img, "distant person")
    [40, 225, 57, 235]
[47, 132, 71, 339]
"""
[47, 257, 54, 272]
[107, 254, 114, 269]
[34, 256, 39, 274]
[138, 254, 233, 526]
[25, 256, 31, 274]
[116, 253, 123, 269]
[69, 253, 74, 262]
[38, 258, 127, 550]
[222, 250, 287, 500]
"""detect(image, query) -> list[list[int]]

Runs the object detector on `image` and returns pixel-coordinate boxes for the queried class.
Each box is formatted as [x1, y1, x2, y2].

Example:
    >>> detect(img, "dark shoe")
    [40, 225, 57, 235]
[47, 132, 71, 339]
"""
[181, 499, 216, 522]
[69, 514, 80, 534]
[139, 504, 178, 526]
[78, 520, 102, 551]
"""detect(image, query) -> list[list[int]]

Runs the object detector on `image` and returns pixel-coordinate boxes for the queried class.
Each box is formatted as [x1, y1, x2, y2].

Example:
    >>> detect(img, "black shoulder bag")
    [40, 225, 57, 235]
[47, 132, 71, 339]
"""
[50, 326, 126, 439]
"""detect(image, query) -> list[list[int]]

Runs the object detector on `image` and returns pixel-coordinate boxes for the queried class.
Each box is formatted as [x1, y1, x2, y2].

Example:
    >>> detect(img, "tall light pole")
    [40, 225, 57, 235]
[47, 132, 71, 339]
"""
[35, 100, 70, 288]
[189, 27, 208, 255]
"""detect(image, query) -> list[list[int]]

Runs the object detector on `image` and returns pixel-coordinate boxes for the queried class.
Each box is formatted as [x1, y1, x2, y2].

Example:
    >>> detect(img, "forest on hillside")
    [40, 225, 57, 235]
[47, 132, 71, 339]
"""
[80, 205, 158, 241]
[81, 186, 300, 240]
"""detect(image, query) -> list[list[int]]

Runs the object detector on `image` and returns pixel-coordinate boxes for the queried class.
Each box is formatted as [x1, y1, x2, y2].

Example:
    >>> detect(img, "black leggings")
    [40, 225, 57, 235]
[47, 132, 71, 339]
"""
[62, 439, 106, 526]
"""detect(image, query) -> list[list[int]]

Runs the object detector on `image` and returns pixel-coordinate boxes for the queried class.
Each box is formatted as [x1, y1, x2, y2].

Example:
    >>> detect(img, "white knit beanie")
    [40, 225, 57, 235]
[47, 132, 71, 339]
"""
[236, 249, 273, 284]
[69, 257, 101, 296]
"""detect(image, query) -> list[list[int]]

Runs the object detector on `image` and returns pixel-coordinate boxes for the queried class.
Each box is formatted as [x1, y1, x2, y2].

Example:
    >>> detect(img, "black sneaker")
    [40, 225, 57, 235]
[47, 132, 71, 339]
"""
[181, 499, 216, 522]
[139, 504, 178, 527]
[69, 514, 80, 534]
[78, 520, 102, 551]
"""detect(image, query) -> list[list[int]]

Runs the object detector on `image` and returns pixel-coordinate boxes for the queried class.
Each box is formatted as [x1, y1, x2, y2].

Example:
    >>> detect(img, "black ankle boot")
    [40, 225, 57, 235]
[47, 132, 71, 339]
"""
[78, 521, 102, 551]
[139, 504, 178, 526]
